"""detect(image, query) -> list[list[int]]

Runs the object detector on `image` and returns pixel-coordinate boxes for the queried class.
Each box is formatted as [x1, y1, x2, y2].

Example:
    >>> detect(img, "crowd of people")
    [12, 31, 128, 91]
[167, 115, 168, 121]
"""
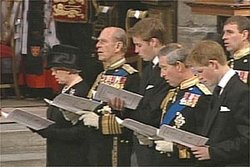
[30, 16, 249, 167]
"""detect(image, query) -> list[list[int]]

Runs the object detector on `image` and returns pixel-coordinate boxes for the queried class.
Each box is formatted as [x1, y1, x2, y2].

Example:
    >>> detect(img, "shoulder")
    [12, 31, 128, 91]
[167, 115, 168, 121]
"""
[121, 64, 138, 75]
[110, 64, 138, 76]
[72, 81, 90, 97]
[195, 83, 212, 95]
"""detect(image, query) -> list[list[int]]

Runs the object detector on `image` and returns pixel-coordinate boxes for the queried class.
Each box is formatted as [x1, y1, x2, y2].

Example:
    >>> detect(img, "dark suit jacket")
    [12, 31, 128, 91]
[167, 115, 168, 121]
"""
[133, 63, 170, 127]
[132, 63, 170, 166]
[201, 74, 249, 166]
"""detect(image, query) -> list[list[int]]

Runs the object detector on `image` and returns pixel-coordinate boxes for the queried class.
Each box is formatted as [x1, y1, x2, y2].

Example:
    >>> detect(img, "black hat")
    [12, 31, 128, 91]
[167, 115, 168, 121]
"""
[47, 44, 81, 71]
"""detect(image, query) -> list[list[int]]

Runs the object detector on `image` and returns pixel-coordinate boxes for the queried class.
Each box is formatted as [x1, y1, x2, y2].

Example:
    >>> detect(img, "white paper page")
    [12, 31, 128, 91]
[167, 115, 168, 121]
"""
[95, 83, 143, 110]
[2, 109, 55, 130]
[116, 118, 162, 140]
[158, 125, 209, 148]
[45, 93, 102, 113]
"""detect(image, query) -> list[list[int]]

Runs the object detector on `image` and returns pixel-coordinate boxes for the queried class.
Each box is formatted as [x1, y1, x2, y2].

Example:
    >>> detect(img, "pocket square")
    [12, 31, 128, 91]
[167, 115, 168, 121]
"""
[146, 85, 154, 90]
[220, 106, 230, 112]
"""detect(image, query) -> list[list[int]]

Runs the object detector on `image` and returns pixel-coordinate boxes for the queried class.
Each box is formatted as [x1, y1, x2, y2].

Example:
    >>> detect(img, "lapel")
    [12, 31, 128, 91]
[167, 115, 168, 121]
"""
[203, 74, 238, 135]
[140, 63, 160, 94]
[203, 93, 224, 135]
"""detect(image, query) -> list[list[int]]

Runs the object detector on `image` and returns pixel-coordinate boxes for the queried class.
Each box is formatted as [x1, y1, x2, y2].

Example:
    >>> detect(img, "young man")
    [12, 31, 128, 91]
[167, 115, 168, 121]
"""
[31, 44, 90, 166]
[154, 44, 211, 166]
[222, 16, 250, 84]
[188, 40, 249, 167]
[127, 17, 171, 166]
[76, 27, 140, 166]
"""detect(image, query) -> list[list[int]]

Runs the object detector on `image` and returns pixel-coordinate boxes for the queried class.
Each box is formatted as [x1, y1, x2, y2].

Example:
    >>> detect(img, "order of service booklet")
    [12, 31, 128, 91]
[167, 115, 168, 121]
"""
[115, 117, 162, 140]
[1, 109, 55, 130]
[116, 117, 209, 147]
[95, 83, 143, 110]
[158, 125, 209, 148]
[44, 93, 102, 114]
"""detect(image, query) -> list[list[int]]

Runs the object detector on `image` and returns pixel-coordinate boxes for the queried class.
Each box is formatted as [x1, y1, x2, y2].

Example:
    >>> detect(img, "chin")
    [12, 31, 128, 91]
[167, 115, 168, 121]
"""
[169, 82, 176, 87]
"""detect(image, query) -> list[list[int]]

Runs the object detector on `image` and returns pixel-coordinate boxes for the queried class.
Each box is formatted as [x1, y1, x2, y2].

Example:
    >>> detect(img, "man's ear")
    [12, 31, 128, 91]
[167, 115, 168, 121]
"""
[208, 60, 219, 70]
[149, 38, 159, 47]
[242, 30, 249, 41]
[175, 61, 184, 72]
[115, 41, 123, 51]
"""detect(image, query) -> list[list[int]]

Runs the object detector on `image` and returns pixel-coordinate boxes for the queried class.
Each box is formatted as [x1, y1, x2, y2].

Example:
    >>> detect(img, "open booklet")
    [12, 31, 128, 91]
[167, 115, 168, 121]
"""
[115, 117, 162, 140]
[158, 125, 209, 148]
[1, 109, 55, 130]
[116, 118, 209, 148]
[44, 93, 102, 114]
[95, 83, 143, 110]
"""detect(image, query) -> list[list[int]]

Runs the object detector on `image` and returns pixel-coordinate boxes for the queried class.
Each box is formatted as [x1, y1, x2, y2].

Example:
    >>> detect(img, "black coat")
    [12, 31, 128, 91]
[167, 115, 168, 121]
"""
[37, 81, 90, 166]
[199, 74, 250, 167]
[132, 63, 171, 166]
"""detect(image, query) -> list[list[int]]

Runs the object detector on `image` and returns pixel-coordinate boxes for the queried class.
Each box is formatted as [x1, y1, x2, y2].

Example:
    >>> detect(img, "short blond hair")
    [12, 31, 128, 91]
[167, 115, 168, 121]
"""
[127, 18, 167, 45]
[187, 40, 227, 66]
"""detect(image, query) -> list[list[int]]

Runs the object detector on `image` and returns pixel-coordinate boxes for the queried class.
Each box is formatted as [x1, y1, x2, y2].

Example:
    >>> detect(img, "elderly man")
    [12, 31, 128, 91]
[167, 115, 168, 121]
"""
[188, 40, 249, 167]
[77, 27, 140, 166]
[222, 16, 250, 84]
[153, 43, 211, 166]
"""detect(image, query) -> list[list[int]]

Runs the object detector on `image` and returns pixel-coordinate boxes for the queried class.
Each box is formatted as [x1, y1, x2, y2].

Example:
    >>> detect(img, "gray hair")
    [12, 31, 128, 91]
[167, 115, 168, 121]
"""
[158, 43, 189, 66]
[111, 27, 128, 52]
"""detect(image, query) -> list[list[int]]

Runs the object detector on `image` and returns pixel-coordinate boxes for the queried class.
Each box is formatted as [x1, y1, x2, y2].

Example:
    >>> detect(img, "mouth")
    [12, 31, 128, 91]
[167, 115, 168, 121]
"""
[97, 50, 103, 54]
[223, 42, 229, 47]
[165, 79, 170, 84]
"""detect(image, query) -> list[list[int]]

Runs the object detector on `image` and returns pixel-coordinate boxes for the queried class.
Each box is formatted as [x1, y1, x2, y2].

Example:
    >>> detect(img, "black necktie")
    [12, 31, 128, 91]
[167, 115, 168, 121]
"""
[213, 85, 222, 97]
[211, 85, 221, 110]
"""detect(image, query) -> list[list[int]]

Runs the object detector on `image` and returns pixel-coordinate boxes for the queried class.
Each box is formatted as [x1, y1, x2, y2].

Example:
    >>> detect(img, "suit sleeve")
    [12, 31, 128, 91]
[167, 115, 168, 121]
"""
[131, 81, 169, 127]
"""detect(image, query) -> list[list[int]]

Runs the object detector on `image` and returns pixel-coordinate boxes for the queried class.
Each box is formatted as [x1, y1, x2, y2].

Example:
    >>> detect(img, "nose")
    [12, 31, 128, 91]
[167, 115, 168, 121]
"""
[51, 70, 56, 76]
[134, 46, 139, 54]
[222, 32, 227, 40]
[96, 41, 101, 48]
[160, 70, 165, 78]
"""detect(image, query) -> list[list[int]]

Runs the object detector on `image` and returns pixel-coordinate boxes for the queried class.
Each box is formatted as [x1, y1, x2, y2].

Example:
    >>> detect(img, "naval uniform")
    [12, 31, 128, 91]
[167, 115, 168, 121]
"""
[36, 80, 90, 167]
[156, 76, 211, 166]
[229, 47, 249, 85]
[86, 58, 140, 167]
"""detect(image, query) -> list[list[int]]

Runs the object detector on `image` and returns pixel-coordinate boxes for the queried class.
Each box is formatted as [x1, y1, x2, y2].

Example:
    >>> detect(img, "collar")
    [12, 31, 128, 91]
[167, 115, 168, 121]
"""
[218, 69, 235, 89]
[61, 75, 83, 93]
[105, 58, 126, 70]
[152, 56, 159, 67]
[180, 76, 199, 90]
[233, 46, 250, 60]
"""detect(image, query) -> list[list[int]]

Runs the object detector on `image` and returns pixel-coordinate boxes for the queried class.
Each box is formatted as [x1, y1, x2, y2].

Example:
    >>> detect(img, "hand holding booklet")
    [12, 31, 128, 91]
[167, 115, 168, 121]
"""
[116, 118, 209, 147]
[1, 109, 55, 130]
[44, 93, 102, 114]
[95, 83, 143, 110]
